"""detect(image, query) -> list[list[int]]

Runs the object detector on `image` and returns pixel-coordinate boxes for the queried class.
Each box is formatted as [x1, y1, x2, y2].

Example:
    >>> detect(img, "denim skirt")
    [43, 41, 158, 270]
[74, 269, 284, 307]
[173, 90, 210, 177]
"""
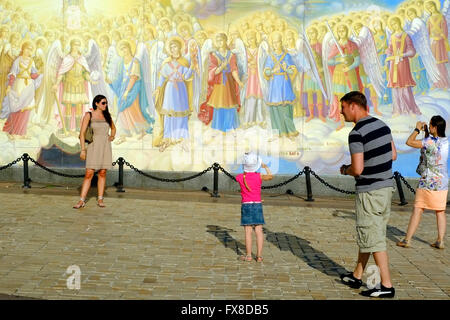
[241, 202, 265, 226]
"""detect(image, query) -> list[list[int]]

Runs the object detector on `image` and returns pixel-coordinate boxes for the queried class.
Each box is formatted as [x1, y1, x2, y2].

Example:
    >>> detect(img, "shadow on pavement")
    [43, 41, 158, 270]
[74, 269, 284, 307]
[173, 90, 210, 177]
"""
[206, 225, 246, 257]
[263, 227, 347, 277]
[0, 293, 42, 300]
[332, 209, 429, 245]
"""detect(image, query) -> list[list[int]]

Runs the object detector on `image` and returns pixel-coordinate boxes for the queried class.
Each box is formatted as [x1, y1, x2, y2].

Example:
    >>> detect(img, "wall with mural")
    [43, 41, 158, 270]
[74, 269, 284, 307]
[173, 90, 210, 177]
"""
[0, 0, 449, 176]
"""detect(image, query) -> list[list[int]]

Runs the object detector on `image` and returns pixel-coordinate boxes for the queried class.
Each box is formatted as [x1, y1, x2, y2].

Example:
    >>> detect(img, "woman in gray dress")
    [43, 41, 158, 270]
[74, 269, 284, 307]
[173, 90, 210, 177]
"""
[73, 95, 116, 208]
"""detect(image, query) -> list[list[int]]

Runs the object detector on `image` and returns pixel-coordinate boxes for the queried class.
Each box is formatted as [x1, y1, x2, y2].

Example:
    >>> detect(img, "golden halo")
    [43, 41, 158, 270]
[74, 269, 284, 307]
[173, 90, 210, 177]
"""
[177, 21, 193, 37]
[244, 29, 260, 46]
[334, 22, 350, 37]
[68, 35, 83, 49]
[283, 28, 298, 46]
[387, 14, 405, 30]
[165, 35, 185, 56]
[269, 30, 283, 45]
[405, 5, 422, 21]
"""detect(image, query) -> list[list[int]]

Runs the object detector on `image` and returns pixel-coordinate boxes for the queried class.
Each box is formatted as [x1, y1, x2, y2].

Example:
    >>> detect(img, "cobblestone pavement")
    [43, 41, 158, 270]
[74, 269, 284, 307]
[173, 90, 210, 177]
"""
[0, 182, 448, 300]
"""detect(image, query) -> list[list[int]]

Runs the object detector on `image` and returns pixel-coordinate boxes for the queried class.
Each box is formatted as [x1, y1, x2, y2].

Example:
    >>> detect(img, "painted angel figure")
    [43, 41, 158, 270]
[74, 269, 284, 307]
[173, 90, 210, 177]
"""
[200, 33, 243, 137]
[425, 0, 450, 88]
[322, 22, 363, 130]
[350, 21, 385, 116]
[0, 32, 20, 116]
[152, 36, 198, 152]
[239, 29, 267, 129]
[43, 37, 108, 133]
[258, 31, 299, 140]
[403, 6, 442, 91]
[108, 40, 155, 145]
[1, 41, 43, 139]
[385, 16, 421, 116]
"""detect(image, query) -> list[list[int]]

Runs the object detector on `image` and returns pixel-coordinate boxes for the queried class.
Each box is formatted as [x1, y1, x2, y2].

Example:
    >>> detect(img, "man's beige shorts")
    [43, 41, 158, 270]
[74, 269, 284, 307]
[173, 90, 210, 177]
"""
[355, 187, 394, 253]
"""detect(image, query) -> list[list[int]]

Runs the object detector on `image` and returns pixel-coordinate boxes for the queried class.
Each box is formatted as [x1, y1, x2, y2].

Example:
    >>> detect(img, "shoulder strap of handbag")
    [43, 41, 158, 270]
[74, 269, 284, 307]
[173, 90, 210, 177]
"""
[88, 112, 92, 127]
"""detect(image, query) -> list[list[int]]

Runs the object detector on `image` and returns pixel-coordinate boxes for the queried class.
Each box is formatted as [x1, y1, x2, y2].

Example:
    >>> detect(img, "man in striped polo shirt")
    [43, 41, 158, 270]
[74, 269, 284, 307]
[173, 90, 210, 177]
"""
[338, 91, 398, 298]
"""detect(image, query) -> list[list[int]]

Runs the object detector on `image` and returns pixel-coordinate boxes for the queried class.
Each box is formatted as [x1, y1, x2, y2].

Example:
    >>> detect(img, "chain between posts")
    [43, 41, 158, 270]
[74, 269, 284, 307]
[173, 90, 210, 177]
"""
[0, 156, 22, 171]
[309, 168, 356, 195]
[397, 172, 416, 194]
[123, 160, 214, 182]
[28, 156, 86, 178]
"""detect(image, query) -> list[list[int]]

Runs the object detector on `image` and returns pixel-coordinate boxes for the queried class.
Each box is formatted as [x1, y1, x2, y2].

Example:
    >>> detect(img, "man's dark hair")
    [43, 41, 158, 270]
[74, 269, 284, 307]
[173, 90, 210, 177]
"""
[340, 91, 367, 108]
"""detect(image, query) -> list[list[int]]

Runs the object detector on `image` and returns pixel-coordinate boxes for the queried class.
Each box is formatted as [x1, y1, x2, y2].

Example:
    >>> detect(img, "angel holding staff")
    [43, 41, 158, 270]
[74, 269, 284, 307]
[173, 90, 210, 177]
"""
[202, 33, 243, 135]
[152, 36, 198, 152]
[107, 40, 155, 144]
[261, 31, 299, 139]
[1, 41, 43, 139]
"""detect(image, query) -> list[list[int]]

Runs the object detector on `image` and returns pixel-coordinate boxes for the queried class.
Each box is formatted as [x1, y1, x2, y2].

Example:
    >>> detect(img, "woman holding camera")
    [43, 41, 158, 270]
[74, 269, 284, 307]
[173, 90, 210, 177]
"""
[397, 116, 448, 249]
[73, 95, 116, 209]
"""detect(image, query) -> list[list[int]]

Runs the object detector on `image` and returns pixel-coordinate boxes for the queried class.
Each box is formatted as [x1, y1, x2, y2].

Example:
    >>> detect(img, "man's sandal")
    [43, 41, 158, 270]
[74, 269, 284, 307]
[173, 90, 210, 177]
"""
[239, 255, 253, 262]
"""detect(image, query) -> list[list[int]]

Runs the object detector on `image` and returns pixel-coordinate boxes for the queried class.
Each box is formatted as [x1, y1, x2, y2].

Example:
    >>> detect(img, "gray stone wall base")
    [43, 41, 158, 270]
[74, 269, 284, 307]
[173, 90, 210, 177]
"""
[0, 167, 432, 202]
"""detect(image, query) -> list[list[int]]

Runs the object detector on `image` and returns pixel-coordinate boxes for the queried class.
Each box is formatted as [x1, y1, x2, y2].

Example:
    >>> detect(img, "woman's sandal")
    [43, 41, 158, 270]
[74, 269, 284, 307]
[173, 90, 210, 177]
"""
[256, 256, 263, 263]
[431, 241, 444, 249]
[239, 255, 253, 262]
[73, 199, 86, 209]
[97, 197, 106, 208]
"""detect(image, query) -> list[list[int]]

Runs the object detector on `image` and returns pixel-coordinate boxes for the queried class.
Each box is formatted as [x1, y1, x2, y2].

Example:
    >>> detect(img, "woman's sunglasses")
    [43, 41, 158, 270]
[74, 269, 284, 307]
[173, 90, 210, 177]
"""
[100, 101, 108, 105]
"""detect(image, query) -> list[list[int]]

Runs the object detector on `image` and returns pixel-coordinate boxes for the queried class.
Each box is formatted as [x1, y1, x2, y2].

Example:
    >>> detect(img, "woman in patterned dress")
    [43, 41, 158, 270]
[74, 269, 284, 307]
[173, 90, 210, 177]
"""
[397, 116, 448, 249]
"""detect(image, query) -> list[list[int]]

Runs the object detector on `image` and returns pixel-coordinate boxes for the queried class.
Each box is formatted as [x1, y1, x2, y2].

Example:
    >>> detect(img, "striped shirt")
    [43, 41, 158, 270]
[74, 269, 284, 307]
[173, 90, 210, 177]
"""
[349, 116, 393, 192]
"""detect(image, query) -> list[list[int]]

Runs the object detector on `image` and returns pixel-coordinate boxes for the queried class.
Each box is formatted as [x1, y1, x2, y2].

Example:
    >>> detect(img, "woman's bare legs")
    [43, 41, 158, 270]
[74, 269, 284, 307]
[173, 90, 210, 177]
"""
[74, 169, 95, 208]
[436, 210, 446, 244]
[244, 226, 253, 257]
[97, 169, 107, 206]
[404, 207, 424, 242]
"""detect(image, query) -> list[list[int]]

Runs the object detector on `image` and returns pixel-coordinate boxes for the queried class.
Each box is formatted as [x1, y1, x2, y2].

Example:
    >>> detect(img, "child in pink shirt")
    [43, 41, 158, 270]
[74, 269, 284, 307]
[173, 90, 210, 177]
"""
[235, 152, 273, 262]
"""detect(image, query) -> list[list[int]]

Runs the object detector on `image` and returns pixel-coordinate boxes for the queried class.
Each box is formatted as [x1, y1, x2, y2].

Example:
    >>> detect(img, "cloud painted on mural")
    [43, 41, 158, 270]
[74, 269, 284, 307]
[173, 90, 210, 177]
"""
[171, 0, 228, 19]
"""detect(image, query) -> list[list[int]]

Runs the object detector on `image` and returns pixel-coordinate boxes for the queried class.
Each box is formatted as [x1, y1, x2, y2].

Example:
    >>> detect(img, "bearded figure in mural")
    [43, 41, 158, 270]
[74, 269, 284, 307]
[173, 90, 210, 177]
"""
[1, 41, 42, 139]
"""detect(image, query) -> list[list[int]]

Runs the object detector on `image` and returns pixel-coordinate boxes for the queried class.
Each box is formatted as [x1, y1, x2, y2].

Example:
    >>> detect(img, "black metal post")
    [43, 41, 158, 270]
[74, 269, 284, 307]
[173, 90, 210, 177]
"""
[394, 171, 408, 206]
[114, 157, 125, 192]
[304, 166, 314, 202]
[22, 153, 31, 189]
[211, 163, 220, 198]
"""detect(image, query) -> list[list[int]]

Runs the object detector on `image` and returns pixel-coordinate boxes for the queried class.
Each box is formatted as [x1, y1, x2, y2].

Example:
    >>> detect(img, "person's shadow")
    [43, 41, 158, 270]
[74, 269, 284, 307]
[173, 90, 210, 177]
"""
[332, 210, 429, 245]
[206, 225, 246, 257]
[263, 227, 347, 277]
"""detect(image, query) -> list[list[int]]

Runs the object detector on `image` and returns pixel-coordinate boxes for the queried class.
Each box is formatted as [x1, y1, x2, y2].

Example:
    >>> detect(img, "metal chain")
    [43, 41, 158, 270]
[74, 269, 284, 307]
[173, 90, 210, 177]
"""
[218, 165, 237, 181]
[0, 156, 22, 171]
[262, 170, 304, 189]
[217, 164, 305, 189]
[309, 169, 356, 195]
[28, 157, 85, 178]
[398, 172, 416, 194]
[123, 160, 213, 182]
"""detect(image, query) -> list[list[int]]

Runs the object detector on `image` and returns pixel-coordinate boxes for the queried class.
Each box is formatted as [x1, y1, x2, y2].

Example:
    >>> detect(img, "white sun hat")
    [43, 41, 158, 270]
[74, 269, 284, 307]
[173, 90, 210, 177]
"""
[242, 152, 262, 173]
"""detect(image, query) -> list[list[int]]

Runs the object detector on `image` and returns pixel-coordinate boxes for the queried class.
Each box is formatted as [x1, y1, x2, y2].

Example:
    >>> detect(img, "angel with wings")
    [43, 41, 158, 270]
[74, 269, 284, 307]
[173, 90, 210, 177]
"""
[385, 16, 421, 116]
[404, 5, 440, 94]
[425, 0, 450, 88]
[323, 22, 364, 130]
[1, 41, 42, 139]
[43, 37, 108, 134]
[200, 32, 243, 136]
[258, 31, 299, 140]
[350, 20, 385, 116]
[152, 36, 198, 152]
[239, 29, 267, 129]
[0, 32, 20, 116]
[107, 40, 155, 145]
[302, 26, 328, 122]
